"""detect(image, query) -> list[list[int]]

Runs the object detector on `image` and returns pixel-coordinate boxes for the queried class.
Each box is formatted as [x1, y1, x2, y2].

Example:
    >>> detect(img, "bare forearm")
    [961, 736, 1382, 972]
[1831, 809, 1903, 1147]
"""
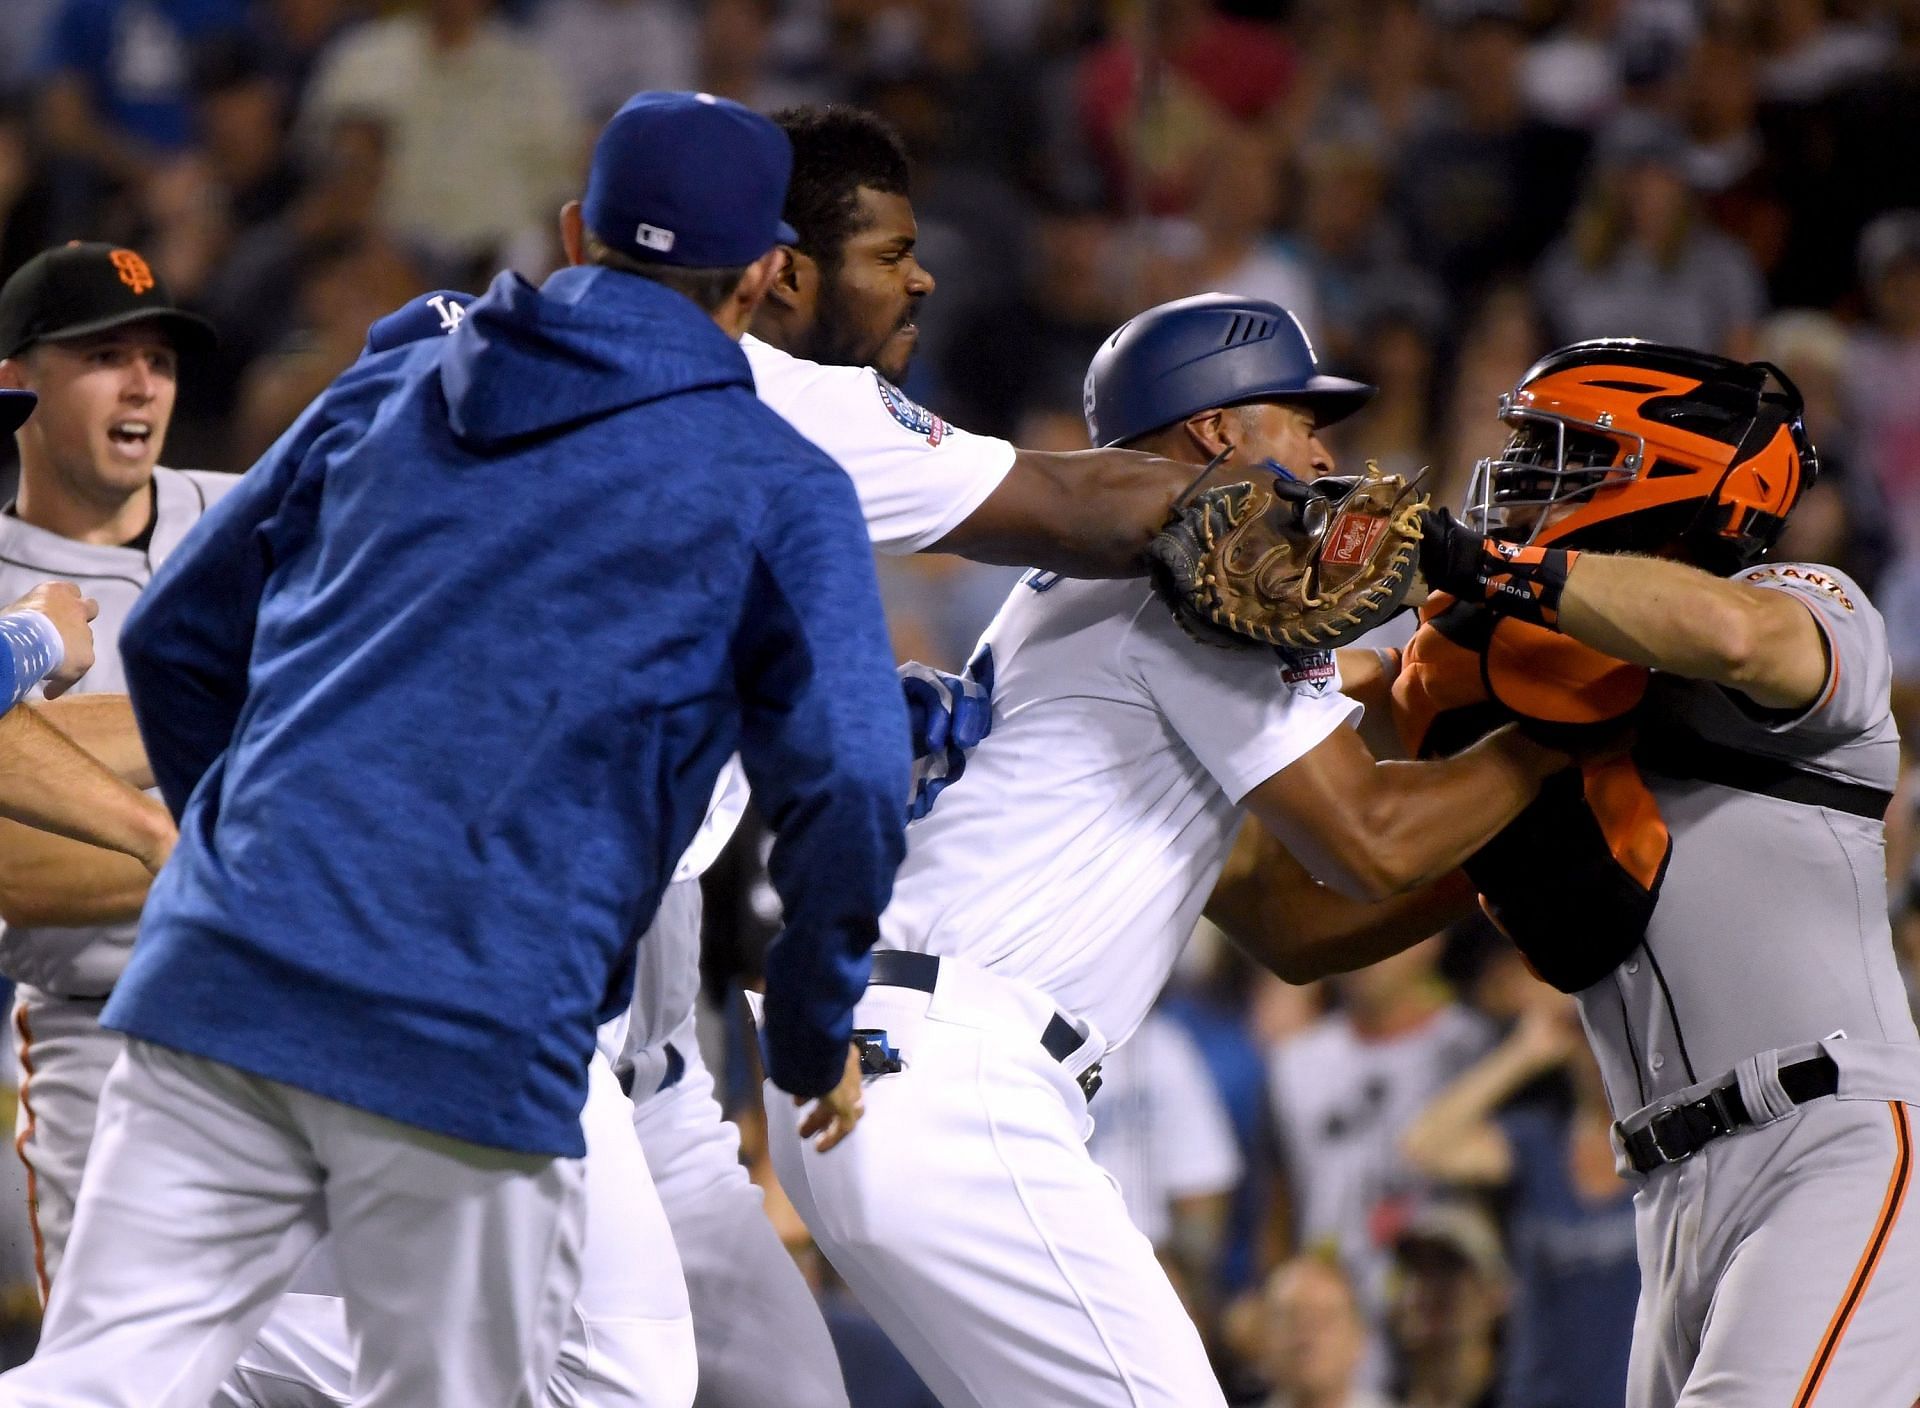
[1556, 553, 1826, 708]
[930, 449, 1191, 578]
[1402, 1039, 1549, 1169]
[1207, 824, 1474, 982]
[0, 706, 173, 871]
[0, 818, 151, 926]
[32, 694, 153, 787]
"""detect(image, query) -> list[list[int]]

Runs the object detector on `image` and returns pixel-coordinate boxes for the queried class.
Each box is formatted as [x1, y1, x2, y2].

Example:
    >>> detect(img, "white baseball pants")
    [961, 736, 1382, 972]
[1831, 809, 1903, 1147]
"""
[0, 1039, 585, 1408]
[764, 964, 1227, 1408]
[213, 1053, 696, 1408]
[632, 1020, 850, 1408]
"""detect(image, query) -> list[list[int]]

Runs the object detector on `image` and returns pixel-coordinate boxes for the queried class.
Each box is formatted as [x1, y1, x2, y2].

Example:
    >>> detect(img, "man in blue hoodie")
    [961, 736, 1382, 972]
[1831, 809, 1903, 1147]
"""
[0, 93, 910, 1408]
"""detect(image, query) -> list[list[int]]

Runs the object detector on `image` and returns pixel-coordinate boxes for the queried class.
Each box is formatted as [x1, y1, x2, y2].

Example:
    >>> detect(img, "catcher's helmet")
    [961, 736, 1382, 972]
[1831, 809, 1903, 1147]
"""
[1083, 293, 1375, 448]
[1464, 339, 1817, 575]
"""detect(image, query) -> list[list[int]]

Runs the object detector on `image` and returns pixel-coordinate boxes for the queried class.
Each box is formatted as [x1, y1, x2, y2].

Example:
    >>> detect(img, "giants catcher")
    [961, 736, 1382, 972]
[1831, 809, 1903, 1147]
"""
[1374, 339, 1920, 1408]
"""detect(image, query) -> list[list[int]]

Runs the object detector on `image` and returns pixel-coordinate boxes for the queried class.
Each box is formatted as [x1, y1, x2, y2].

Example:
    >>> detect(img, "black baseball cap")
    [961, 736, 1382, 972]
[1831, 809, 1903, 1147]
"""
[0, 243, 218, 362]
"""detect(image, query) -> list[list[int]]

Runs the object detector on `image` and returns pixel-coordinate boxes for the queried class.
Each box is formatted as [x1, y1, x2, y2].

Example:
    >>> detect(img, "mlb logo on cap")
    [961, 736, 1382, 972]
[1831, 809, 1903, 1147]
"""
[583, 91, 799, 269]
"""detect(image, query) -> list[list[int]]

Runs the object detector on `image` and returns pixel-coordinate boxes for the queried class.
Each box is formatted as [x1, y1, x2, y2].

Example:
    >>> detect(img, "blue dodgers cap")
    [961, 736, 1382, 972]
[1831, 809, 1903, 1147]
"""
[0, 390, 33, 436]
[364, 290, 475, 354]
[583, 91, 800, 268]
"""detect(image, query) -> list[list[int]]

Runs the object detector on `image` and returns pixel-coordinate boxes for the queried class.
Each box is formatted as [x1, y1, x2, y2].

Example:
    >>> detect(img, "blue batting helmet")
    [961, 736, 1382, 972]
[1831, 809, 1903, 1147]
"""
[1083, 293, 1375, 448]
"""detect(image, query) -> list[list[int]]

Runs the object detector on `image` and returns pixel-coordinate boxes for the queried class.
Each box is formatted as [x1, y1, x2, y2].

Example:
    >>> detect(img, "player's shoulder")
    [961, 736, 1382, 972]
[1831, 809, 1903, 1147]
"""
[153, 466, 240, 522]
[1734, 560, 1878, 619]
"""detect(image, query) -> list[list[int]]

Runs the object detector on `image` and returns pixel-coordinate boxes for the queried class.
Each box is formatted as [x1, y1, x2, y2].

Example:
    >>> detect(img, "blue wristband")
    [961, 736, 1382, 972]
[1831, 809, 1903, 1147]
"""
[0, 609, 64, 712]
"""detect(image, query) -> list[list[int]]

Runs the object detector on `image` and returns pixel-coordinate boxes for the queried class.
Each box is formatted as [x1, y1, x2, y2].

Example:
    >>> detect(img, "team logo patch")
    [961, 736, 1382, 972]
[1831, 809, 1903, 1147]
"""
[111, 248, 154, 295]
[1277, 646, 1336, 698]
[1323, 510, 1386, 567]
[878, 377, 946, 446]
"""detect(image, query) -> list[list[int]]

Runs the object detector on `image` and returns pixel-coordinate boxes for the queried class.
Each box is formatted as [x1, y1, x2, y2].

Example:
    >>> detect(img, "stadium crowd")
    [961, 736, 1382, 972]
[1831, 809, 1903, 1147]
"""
[3, 0, 1920, 1404]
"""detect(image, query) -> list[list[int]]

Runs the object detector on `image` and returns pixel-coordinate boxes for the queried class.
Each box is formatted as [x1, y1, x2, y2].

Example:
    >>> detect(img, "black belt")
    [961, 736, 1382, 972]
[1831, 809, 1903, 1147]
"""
[615, 1041, 686, 1099]
[867, 950, 1103, 1102]
[1621, 1054, 1838, 1175]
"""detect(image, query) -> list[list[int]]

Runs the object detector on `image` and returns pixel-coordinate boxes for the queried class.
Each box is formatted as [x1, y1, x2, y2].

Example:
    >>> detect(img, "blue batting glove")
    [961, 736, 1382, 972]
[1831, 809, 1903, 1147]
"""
[899, 645, 995, 822]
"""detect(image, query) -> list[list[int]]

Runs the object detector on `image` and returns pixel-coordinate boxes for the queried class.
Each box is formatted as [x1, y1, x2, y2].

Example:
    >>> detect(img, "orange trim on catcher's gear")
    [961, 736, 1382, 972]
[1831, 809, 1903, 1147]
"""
[12, 1001, 49, 1304]
[1790, 1101, 1913, 1408]
[1578, 757, 1669, 891]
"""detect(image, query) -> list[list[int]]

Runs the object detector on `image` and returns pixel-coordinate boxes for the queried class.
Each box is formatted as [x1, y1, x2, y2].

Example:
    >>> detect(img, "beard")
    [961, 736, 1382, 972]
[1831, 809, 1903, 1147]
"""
[805, 284, 917, 382]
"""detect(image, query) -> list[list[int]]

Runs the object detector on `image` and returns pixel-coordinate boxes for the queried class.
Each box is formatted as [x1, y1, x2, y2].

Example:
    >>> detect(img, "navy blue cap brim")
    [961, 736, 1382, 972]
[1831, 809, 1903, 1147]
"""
[0, 390, 34, 436]
[1291, 375, 1377, 427]
[776, 220, 799, 247]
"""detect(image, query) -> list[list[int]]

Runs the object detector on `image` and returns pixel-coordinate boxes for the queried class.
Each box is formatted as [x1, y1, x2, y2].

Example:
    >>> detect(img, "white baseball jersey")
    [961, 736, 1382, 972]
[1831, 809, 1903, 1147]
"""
[879, 572, 1360, 1049]
[0, 467, 236, 997]
[741, 334, 1015, 555]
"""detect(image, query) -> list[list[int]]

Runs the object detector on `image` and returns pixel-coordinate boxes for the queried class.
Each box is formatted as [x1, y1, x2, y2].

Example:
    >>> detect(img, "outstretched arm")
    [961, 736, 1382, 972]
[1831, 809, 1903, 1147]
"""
[930, 448, 1194, 578]
[1243, 720, 1565, 903]
[1554, 553, 1826, 710]
[1205, 821, 1476, 984]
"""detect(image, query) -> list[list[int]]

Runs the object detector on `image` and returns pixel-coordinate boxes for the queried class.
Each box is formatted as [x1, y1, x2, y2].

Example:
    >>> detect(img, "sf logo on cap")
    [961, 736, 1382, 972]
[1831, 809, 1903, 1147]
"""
[111, 249, 155, 295]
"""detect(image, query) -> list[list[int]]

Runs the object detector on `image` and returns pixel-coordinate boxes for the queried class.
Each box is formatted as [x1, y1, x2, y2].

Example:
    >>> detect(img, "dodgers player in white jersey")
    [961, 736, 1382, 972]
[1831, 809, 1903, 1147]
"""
[603, 105, 1243, 1408]
[0, 243, 228, 1295]
[763, 293, 1577, 1408]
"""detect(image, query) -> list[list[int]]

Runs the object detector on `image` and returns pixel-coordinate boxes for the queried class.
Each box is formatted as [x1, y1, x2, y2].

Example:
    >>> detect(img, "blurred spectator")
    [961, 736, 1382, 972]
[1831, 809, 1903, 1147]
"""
[1386, 1202, 1510, 1408]
[1252, 1253, 1399, 1408]
[1759, 309, 1893, 592]
[1086, 1007, 1244, 1329]
[1681, 24, 1792, 284]
[1440, 282, 1547, 512]
[0, 101, 57, 284]
[1279, 140, 1441, 370]
[938, 197, 1121, 438]
[1076, 0, 1297, 214]
[533, 0, 700, 126]
[1845, 210, 1920, 727]
[1268, 938, 1494, 1382]
[250, 0, 370, 108]
[229, 230, 426, 464]
[1327, 294, 1443, 484]
[1402, 992, 1637, 1408]
[1392, 2, 1589, 304]
[1756, 0, 1892, 104]
[300, 0, 579, 278]
[1519, 0, 1624, 130]
[1139, 124, 1318, 332]
[1534, 115, 1766, 358]
[31, 0, 248, 233]
[1817, 0, 1920, 303]
[1288, 0, 1439, 160]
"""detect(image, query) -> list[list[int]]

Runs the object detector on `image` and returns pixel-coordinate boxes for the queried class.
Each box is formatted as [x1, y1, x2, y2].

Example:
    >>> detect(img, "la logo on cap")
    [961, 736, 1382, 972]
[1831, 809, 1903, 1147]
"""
[635, 224, 676, 253]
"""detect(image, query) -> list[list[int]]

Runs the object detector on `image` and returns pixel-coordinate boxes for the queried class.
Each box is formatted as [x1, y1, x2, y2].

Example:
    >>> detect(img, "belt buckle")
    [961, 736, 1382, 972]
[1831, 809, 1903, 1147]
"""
[1077, 1063, 1104, 1102]
[1646, 1105, 1690, 1165]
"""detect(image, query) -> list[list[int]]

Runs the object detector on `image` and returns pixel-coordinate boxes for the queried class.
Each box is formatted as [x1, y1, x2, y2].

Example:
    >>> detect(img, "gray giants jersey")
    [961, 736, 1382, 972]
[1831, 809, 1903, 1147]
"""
[1576, 562, 1919, 1120]
[0, 467, 235, 996]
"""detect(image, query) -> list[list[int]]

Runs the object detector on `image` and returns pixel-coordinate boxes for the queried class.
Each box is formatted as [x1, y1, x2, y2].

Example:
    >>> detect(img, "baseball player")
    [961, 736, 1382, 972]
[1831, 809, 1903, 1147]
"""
[762, 293, 1573, 1408]
[0, 243, 226, 1295]
[0, 93, 906, 1408]
[1397, 340, 1920, 1408]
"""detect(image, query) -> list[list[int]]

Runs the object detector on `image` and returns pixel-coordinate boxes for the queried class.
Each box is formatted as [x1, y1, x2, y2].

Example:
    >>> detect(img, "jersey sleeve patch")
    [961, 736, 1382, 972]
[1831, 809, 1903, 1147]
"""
[877, 377, 946, 446]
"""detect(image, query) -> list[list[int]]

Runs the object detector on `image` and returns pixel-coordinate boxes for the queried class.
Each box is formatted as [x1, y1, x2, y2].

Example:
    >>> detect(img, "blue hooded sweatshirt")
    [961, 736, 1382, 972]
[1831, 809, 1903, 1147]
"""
[110, 266, 911, 1157]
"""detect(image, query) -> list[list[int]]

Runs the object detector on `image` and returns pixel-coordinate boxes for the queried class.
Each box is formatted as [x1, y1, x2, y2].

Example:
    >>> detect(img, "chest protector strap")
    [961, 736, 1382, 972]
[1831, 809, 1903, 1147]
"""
[1632, 727, 1892, 822]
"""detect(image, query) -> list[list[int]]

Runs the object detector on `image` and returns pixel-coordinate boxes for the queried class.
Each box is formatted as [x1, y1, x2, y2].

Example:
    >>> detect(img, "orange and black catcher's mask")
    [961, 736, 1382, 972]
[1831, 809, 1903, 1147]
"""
[1465, 339, 1819, 576]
